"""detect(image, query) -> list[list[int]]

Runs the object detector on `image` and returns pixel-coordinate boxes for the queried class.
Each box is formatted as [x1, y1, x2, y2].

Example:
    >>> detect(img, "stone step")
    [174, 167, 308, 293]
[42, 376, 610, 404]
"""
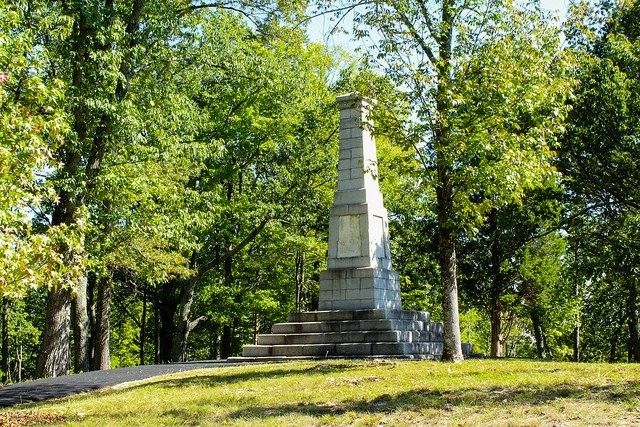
[242, 342, 444, 358]
[288, 309, 430, 323]
[256, 330, 438, 345]
[271, 319, 434, 334]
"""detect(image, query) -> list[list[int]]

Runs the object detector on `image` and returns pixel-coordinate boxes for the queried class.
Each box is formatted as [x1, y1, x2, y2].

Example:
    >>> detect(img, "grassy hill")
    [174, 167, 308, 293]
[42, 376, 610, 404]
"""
[2, 359, 640, 426]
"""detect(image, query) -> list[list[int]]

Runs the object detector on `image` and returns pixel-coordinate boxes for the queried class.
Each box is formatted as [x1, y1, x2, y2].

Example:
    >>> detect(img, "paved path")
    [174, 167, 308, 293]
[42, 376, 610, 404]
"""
[0, 361, 238, 408]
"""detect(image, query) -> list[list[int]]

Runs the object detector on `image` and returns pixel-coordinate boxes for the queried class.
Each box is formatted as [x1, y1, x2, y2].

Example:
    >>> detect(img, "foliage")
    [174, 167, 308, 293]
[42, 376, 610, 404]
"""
[353, 0, 572, 231]
[560, 0, 640, 362]
[1, 291, 44, 381]
[0, 1, 87, 296]
[2, 0, 640, 375]
[336, 0, 574, 361]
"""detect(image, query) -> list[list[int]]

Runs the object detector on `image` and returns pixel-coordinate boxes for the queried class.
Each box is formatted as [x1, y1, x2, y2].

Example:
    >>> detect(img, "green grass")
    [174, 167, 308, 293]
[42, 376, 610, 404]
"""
[2, 359, 640, 426]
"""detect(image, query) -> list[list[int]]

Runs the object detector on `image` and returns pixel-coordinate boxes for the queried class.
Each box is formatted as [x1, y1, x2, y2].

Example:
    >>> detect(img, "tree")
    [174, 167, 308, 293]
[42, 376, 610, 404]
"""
[33, 0, 181, 378]
[0, 1, 76, 298]
[458, 187, 566, 358]
[326, 0, 572, 361]
[160, 14, 337, 361]
[518, 232, 570, 359]
[560, 0, 640, 362]
[27, 0, 312, 377]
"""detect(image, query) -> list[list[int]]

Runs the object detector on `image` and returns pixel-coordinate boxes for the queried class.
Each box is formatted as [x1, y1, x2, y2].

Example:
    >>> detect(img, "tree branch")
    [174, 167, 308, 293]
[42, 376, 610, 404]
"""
[180, 2, 260, 27]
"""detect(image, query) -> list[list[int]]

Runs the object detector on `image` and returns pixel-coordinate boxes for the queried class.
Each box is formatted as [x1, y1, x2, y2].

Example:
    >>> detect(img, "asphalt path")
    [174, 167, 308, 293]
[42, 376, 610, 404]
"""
[0, 361, 238, 408]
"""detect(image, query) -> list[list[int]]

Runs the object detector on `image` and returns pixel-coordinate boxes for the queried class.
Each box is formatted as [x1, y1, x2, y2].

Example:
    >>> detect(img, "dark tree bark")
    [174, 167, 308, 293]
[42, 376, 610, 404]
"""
[573, 280, 581, 362]
[92, 276, 112, 370]
[209, 324, 219, 360]
[531, 309, 546, 359]
[438, 196, 463, 362]
[2, 298, 9, 383]
[488, 210, 504, 358]
[253, 313, 260, 345]
[154, 301, 160, 364]
[171, 277, 207, 362]
[609, 318, 623, 363]
[220, 325, 233, 359]
[295, 251, 305, 311]
[140, 290, 147, 365]
[489, 306, 503, 358]
[72, 276, 91, 373]
[37, 144, 80, 377]
[156, 281, 179, 363]
[573, 324, 581, 362]
[220, 230, 236, 360]
[36, 287, 72, 377]
[86, 272, 96, 366]
[626, 280, 640, 363]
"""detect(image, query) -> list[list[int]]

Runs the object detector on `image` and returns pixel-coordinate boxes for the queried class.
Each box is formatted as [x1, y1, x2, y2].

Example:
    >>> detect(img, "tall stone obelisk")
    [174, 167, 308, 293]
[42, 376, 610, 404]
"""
[236, 93, 447, 360]
[318, 93, 402, 311]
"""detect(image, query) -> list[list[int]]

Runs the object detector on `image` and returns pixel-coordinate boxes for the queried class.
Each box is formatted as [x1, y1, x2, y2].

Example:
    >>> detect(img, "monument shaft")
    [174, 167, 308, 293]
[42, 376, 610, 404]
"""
[318, 93, 402, 310]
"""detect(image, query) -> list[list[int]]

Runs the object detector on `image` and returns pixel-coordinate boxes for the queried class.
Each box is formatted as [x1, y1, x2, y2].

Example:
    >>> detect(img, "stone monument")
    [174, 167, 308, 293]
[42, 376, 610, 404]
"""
[237, 93, 444, 360]
[319, 93, 401, 311]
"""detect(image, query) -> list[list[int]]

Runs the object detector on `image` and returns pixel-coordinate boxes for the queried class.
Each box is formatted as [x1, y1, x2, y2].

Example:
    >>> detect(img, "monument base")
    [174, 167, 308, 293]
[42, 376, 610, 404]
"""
[318, 268, 401, 310]
[236, 309, 444, 360]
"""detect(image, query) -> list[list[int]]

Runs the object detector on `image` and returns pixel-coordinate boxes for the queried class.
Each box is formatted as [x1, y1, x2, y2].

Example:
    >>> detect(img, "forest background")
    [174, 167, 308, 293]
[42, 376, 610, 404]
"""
[0, 0, 639, 381]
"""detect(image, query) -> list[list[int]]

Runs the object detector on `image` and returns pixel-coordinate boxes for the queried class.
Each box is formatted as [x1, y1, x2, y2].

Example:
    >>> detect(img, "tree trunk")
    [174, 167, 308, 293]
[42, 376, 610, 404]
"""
[573, 280, 581, 362]
[2, 297, 9, 383]
[140, 290, 147, 366]
[573, 324, 580, 362]
[220, 325, 232, 359]
[156, 283, 178, 364]
[92, 276, 112, 370]
[488, 210, 504, 358]
[438, 211, 463, 362]
[220, 213, 236, 360]
[626, 280, 640, 363]
[609, 318, 623, 363]
[253, 313, 260, 345]
[171, 277, 207, 362]
[36, 287, 71, 377]
[531, 309, 546, 359]
[171, 250, 208, 362]
[489, 305, 503, 358]
[209, 324, 219, 360]
[72, 276, 90, 373]
[154, 301, 160, 364]
[435, 0, 462, 363]
[295, 251, 305, 311]
[38, 164, 79, 378]
[437, 162, 463, 362]
[86, 272, 96, 367]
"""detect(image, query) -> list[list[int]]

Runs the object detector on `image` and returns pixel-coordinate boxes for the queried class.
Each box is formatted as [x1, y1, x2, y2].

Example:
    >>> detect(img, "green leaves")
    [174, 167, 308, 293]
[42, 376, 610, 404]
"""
[350, 0, 574, 236]
[0, 1, 74, 296]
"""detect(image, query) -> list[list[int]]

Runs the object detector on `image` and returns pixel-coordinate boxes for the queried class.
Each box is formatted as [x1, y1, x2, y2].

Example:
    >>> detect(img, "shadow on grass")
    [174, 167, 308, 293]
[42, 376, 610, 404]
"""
[62, 363, 368, 424]
[133, 362, 365, 390]
[215, 381, 640, 421]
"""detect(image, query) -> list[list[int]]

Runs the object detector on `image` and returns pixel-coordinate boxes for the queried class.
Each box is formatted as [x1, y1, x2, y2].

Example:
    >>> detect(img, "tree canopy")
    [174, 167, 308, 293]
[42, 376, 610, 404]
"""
[1, 0, 640, 380]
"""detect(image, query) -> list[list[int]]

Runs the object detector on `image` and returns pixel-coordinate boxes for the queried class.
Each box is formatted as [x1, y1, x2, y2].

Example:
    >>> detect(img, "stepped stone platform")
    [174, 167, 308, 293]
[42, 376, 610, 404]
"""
[237, 309, 444, 360]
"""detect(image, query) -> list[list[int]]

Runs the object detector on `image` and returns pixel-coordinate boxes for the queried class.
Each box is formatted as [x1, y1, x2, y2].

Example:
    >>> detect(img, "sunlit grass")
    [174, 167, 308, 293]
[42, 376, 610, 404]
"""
[2, 359, 640, 426]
